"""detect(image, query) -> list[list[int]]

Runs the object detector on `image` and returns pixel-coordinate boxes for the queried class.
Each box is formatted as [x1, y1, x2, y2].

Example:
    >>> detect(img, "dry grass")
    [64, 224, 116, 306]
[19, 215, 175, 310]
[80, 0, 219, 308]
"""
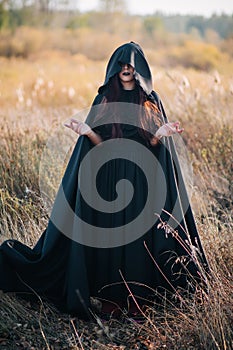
[0, 53, 232, 349]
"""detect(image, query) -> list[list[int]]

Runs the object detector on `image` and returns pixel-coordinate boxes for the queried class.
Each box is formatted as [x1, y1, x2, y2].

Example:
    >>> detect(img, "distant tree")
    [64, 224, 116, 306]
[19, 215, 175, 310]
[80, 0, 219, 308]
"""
[17, 0, 32, 7]
[143, 15, 164, 36]
[49, 0, 79, 11]
[0, 0, 9, 28]
[204, 28, 220, 44]
[99, 0, 126, 13]
[186, 14, 233, 39]
[207, 14, 233, 38]
[189, 27, 202, 41]
[186, 16, 205, 37]
[37, 0, 50, 12]
[66, 13, 90, 29]
[163, 14, 190, 34]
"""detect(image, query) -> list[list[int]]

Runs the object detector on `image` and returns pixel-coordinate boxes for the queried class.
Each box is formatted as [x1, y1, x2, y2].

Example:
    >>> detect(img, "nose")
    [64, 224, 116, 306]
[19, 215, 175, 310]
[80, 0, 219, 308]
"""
[121, 63, 130, 70]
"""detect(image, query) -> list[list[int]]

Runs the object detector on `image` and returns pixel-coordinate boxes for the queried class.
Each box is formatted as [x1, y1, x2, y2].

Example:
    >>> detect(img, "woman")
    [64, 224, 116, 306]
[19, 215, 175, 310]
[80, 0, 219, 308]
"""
[0, 42, 208, 319]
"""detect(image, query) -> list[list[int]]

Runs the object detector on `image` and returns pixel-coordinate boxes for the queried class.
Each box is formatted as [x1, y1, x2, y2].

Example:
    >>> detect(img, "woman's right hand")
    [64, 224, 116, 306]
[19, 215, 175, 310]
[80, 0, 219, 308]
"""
[64, 118, 102, 145]
[64, 118, 92, 135]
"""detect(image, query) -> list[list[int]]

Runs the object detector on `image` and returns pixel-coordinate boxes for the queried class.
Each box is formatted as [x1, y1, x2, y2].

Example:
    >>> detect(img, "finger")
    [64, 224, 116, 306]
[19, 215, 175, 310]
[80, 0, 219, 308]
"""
[64, 123, 71, 128]
[165, 124, 176, 132]
[173, 122, 182, 131]
[172, 122, 180, 129]
[168, 121, 179, 126]
[70, 118, 82, 124]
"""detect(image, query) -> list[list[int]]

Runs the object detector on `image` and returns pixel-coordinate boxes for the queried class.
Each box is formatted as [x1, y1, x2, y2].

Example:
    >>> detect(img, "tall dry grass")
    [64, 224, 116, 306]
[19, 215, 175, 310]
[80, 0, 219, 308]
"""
[0, 54, 232, 349]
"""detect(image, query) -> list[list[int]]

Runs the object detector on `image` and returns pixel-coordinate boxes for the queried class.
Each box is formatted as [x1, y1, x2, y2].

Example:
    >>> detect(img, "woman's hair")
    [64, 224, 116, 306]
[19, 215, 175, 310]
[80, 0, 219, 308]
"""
[96, 74, 162, 142]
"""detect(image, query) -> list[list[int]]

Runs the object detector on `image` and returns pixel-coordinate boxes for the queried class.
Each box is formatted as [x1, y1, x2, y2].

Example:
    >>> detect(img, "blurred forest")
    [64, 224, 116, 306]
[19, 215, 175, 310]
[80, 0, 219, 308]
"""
[0, 0, 233, 72]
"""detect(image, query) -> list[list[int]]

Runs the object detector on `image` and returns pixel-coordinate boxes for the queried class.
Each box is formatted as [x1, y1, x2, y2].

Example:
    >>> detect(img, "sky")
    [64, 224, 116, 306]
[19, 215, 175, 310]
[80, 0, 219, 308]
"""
[78, 0, 233, 17]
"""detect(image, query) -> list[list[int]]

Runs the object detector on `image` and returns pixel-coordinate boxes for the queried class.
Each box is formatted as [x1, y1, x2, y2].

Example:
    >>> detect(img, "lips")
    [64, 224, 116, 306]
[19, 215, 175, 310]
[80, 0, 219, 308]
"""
[122, 72, 130, 76]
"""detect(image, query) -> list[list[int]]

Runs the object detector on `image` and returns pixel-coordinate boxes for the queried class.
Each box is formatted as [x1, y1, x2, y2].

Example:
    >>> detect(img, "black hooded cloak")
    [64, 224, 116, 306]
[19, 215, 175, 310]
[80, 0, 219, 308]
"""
[0, 42, 208, 319]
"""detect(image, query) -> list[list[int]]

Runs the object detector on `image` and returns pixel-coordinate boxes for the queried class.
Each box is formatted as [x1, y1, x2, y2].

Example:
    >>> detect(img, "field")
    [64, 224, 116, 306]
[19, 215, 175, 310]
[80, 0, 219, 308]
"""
[0, 49, 233, 349]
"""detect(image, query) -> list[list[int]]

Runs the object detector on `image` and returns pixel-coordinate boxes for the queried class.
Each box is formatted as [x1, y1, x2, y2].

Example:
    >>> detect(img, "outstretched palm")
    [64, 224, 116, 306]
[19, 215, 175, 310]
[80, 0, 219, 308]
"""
[64, 119, 92, 135]
[156, 121, 184, 138]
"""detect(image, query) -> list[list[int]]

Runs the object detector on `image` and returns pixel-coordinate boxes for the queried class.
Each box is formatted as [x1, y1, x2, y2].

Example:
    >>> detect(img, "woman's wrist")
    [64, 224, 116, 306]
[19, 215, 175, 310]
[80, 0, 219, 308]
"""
[150, 134, 161, 146]
[86, 129, 102, 145]
[85, 129, 94, 136]
[155, 131, 163, 140]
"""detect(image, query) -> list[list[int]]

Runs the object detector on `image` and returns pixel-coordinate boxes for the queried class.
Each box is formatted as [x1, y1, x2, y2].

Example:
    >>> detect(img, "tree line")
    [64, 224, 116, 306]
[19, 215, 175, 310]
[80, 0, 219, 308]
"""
[0, 0, 232, 40]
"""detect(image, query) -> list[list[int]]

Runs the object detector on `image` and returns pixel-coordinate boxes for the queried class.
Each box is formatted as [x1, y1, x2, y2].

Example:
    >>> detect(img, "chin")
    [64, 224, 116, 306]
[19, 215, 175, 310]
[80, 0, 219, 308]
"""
[120, 76, 133, 82]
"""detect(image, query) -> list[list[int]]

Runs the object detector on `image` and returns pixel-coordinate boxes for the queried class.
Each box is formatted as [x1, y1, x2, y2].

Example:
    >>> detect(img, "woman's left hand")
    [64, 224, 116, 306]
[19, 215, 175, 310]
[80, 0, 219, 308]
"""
[64, 119, 92, 135]
[155, 121, 184, 139]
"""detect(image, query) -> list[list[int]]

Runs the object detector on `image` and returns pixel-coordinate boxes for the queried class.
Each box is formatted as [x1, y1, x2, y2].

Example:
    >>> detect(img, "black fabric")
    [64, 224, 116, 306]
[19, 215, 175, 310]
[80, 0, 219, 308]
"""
[0, 42, 208, 319]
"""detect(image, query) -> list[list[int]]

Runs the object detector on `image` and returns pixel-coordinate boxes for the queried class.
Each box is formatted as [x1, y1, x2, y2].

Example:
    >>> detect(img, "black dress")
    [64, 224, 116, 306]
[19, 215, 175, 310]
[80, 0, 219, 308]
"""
[0, 42, 208, 319]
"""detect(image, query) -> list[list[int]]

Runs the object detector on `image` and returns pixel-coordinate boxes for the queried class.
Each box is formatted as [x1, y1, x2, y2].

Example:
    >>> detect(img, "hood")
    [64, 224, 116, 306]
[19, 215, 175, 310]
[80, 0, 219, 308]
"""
[98, 42, 153, 96]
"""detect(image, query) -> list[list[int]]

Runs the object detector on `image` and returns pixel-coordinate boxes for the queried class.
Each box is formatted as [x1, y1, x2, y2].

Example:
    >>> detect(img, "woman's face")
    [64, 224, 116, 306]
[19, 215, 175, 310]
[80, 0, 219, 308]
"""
[118, 63, 135, 83]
